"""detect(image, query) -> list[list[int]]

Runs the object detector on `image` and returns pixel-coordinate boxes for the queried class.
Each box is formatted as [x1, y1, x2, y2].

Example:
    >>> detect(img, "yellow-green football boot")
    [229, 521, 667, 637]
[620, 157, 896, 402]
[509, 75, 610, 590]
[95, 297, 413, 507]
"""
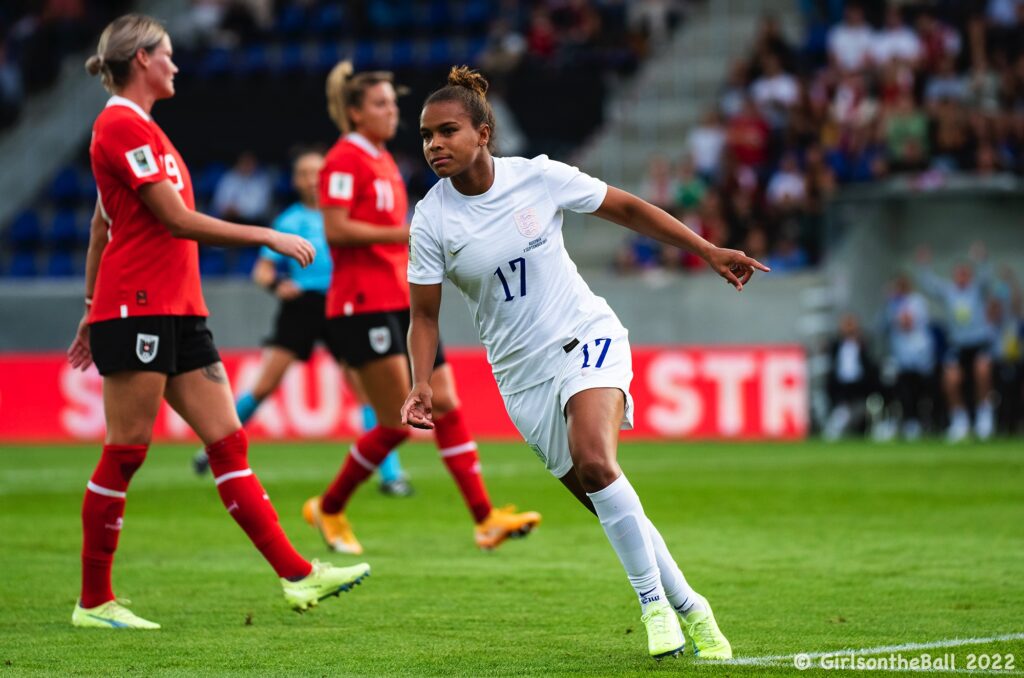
[681, 595, 732, 659]
[71, 600, 160, 629]
[641, 600, 685, 659]
[281, 559, 370, 612]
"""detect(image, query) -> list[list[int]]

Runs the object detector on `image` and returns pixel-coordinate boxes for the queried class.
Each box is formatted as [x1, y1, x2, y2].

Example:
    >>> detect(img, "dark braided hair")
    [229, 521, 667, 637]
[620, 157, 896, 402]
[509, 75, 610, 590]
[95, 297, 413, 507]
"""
[424, 66, 497, 153]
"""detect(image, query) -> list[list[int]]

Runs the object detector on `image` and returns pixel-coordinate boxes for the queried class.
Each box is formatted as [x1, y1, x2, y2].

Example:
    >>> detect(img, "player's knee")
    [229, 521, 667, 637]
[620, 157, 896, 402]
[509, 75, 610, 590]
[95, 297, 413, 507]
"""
[573, 454, 619, 492]
[432, 391, 460, 417]
[106, 428, 152, 447]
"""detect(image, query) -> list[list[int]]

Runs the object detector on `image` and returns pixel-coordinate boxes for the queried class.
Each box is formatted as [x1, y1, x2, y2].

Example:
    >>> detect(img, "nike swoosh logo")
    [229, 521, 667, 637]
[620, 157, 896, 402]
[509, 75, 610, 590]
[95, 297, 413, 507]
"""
[639, 587, 658, 598]
[448, 242, 467, 256]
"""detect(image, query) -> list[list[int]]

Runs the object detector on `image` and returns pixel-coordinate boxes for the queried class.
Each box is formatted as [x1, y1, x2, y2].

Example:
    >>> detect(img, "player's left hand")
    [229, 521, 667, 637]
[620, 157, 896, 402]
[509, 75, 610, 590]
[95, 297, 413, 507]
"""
[401, 382, 434, 430]
[706, 247, 770, 291]
[67, 312, 93, 371]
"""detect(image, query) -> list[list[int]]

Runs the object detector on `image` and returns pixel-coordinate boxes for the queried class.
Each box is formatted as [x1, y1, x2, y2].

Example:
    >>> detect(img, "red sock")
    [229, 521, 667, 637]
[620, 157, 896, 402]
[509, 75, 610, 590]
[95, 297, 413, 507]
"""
[207, 429, 311, 580]
[81, 443, 148, 608]
[321, 425, 410, 514]
[434, 408, 492, 523]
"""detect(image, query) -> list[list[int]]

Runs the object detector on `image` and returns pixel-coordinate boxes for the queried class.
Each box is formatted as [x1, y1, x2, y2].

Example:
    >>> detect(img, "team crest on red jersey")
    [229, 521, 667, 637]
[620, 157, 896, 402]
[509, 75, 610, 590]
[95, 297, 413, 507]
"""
[136, 333, 159, 364]
[368, 327, 391, 354]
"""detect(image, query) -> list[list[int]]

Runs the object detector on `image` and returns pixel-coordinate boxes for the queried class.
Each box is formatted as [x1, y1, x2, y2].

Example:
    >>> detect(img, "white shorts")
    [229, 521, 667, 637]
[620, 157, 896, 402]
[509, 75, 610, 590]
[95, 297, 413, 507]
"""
[502, 324, 634, 479]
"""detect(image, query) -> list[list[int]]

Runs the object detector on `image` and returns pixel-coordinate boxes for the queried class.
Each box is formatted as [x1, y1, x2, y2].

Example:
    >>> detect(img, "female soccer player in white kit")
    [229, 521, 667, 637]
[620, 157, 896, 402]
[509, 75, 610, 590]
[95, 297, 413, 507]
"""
[402, 67, 768, 660]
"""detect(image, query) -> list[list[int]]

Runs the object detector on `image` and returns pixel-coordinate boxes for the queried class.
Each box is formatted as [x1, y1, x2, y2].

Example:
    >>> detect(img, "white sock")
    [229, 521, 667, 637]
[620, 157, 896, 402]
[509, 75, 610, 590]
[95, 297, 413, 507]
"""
[646, 518, 706, 615]
[587, 474, 664, 613]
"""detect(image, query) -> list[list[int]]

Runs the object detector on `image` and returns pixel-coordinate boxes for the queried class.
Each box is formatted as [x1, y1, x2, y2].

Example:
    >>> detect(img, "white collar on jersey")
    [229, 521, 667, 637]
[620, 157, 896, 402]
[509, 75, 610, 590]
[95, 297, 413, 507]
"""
[345, 132, 382, 158]
[105, 95, 151, 121]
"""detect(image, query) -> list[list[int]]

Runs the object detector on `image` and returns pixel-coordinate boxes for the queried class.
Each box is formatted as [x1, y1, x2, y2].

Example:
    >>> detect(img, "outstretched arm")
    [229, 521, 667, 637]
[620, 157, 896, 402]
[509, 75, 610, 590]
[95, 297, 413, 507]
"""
[139, 180, 314, 266]
[401, 282, 443, 429]
[592, 186, 769, 290]
[322, 206, 410, 246]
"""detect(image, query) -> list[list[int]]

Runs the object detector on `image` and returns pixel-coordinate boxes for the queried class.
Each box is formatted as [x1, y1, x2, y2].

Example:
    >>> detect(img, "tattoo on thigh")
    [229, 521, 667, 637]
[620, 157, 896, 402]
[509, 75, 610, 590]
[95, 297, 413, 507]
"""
[202, 363, 228, 384]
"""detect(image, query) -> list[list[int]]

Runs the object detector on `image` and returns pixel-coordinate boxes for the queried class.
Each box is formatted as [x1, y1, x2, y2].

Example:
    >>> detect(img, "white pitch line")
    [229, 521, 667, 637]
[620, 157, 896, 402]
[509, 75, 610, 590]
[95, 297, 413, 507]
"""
[702, 632, 1024, 667]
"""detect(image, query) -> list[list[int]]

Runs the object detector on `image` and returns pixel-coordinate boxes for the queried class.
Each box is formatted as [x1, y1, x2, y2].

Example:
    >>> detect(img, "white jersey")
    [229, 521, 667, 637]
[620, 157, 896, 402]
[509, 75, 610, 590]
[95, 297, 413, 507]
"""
[408, 155, 624, 394]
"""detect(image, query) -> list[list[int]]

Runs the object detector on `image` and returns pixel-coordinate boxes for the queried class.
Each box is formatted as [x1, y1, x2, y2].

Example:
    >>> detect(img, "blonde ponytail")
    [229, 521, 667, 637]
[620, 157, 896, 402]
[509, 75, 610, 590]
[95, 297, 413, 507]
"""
[324, 60, 399, 134]
[85, 14, 167, 93]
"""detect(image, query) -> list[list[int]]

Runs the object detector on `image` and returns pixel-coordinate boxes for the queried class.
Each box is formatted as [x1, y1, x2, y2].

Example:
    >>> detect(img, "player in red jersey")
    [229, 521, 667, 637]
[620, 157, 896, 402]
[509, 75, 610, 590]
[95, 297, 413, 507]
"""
[65, 15, 369, 629]
[301, 61, 541, 554]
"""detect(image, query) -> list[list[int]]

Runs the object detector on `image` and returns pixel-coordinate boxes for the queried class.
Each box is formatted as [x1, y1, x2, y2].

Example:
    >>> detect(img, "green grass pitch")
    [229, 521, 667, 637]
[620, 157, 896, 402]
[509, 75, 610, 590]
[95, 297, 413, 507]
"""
[0, 440, 1021, 676]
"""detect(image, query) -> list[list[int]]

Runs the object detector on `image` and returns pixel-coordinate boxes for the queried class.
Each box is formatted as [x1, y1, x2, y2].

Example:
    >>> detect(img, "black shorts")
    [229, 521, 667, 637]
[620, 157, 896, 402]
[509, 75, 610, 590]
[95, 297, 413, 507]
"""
[89, 315, 221, 377]
[325, 309, 446, 369]
[945, 342, 991, 369]
[265, 291, 328, 361]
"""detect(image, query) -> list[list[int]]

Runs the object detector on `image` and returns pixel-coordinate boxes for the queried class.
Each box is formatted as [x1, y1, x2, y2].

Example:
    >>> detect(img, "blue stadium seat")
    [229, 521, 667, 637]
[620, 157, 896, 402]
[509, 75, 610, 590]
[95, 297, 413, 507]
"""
[274, 171, 294, 201]
[9, 251, 37, 278]
[49, 166, 82, 206]
[463, 0, 492, 27]
[317, 42, 342, 72]
[390, 40, 414, 68]
[418, 0, 449, 28]
[276, 3, 307, 37]
[198, 47, 232, 78]
[313, 4, 345, 35]
[467, 36, 487, 64]
[427, 38, 452, 66]
[200, 247, 228, 277]
[232, 247, 260, 276]
[8, 210, 41, 251]
[49, 210, 78, 250]
[279, 43, 305, 75]
[195, 163, 228, 202]
[239, 44, 269, 76]
[353, 41, 376, 69]
[46, 250, 76, 277]
[368, 2, 398, 32]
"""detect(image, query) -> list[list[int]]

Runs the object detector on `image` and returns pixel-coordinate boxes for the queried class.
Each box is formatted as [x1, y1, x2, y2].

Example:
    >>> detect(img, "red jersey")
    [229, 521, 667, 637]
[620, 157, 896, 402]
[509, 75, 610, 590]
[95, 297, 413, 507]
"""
[319, 133, 409, 317]
[88, 96, 207, 323]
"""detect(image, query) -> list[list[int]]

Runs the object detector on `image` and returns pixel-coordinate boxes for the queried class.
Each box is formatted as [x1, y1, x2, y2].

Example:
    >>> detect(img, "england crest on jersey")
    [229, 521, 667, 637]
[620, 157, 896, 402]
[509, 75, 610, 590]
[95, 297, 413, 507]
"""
[368, 326, 391, 354]
[136, 333, 159, 363]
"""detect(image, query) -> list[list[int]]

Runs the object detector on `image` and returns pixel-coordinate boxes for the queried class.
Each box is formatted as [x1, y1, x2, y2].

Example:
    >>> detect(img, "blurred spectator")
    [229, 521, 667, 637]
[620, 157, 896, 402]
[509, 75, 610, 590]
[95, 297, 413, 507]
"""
[727, 95, 770, 171]
[674, 155, 707, 211]
[824, 312, 880, 440]
[871, 6, 922, 68]
[719, 59, 750, 120]
[527, 7, 558, 60]
[883, 274, 938, 439]
[916, 11, 962, 73]
[750, 13, 796, 73]
[765, 152, 807, 211]
[827, 4, 874, 72]
[882, 92, 929, 171]
[0, 41, 23, 128]
[685, 109, 726, 181]
[914, 244, 996, 442]
[213, 152, 273, 225]
[751, 52, 799, 129]
[626, 0, 686, 51]
[480, 18, 528, 75]
[988, 267, 1023, 433]
[925, 57, 968, 106]
[765, 231, 809, 273]
[640, 155, 679, 211]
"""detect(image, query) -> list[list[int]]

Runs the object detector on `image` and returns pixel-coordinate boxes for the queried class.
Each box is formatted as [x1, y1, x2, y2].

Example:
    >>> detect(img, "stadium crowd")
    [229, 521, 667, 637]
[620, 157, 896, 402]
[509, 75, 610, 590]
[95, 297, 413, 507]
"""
[3, 0, 694, 279]
[824, 243, 1023, 441]
[619, 1, 1024, 275]
[0, 0, 133, 129]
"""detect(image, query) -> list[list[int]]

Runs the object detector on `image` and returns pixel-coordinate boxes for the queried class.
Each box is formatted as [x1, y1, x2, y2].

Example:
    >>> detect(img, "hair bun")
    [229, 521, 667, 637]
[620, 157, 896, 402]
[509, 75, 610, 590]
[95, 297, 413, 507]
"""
[446, 65, 488, 97]
[85, 54, 104, 76]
